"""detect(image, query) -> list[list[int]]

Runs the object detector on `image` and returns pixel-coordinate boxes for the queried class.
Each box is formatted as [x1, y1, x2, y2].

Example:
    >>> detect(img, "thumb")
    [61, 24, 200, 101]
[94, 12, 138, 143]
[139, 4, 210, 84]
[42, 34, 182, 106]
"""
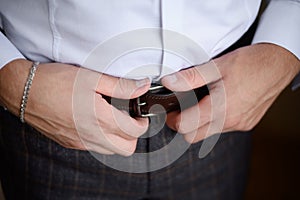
[161, 61, 221, 92]
[96, 74, 151, 99]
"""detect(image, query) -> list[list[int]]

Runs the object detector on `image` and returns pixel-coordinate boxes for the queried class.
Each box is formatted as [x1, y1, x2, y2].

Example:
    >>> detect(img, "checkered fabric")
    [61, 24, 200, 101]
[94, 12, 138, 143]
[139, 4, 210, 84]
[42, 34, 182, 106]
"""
[0, 107, 251, 200]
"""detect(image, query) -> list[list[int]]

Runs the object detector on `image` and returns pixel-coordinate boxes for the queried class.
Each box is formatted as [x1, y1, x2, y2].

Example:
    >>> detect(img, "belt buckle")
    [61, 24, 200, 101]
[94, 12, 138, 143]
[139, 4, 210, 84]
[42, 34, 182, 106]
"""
[136, 84, 165, 118]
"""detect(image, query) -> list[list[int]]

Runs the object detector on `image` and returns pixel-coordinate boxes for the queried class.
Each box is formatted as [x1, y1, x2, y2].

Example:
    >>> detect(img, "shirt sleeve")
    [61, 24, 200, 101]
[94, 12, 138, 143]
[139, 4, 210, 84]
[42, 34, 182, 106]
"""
[0, 31, 25, 69]
[252, 0, 300, 90]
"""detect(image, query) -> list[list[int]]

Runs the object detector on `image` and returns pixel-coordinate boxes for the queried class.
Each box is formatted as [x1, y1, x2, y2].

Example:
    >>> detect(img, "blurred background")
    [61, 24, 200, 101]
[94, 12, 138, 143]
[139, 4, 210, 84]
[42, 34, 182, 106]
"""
[245, 85, 300, 199]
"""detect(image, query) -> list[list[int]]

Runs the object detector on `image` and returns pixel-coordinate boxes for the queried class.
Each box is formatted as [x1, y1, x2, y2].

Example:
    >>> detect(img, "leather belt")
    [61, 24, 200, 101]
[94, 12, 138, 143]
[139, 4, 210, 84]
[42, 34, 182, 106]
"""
[102, 84, 209, 117]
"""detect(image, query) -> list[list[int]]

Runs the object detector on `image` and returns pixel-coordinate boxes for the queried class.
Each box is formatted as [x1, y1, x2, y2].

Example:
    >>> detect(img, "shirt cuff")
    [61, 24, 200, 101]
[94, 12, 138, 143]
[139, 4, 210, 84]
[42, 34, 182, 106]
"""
[292, 73, 300, 91]
[0, 32, 25, 69]
[252, 0, 300, 90]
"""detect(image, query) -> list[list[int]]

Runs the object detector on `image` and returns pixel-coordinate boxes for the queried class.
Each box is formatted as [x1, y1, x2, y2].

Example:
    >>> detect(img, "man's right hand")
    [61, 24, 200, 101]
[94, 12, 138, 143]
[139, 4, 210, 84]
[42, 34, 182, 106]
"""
[0, 59, 150, 156]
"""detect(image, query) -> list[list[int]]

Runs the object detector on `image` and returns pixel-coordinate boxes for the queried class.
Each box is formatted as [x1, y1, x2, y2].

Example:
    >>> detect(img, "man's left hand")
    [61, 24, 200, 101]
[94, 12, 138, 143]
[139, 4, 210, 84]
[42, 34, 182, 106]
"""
[161, 43, 300, 143]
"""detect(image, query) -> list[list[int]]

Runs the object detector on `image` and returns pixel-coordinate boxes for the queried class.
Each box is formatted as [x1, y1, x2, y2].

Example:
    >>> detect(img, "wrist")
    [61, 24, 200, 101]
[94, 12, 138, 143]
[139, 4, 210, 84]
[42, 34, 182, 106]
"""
[248, 43, 300, 92]
[272, 43, 300, 92]
[261, 43, 300, 99]
[20, 61, 39, 123]
[256, 43, 300, 75]
[0, 59, 33, 116]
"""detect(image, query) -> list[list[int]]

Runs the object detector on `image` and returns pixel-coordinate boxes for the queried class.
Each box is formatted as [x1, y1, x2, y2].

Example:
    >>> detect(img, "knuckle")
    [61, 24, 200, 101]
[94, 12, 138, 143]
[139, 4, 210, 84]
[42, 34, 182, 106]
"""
[129, 119, 149, 137]
[184, 136, 193, 144]
[173, 115, 183, 131]
[174, 121, 182, 133]
[120, 140, 137, 157]
[135, 127, 148, 138]
[177, 119, 197, 134]
[182, 69, 198, 88]
[122, 149, 135, 157]
[228, 115, 253, 132]
[116, 78, 134, 98]
[183, 134, 197, 144]
[240, 120, 255, 131]
[178, 126, 188, 134]
[225, 116, 241, 130]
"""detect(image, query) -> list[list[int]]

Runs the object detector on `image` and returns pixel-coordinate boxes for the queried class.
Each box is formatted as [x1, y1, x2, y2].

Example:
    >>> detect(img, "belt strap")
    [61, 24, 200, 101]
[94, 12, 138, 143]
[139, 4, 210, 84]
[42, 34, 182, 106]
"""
[102, 84, 209, 117]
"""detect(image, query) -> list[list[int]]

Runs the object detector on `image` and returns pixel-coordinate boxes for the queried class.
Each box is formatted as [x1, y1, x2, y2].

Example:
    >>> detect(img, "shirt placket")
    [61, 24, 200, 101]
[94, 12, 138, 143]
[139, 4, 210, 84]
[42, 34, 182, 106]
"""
[159, 0, 184, 79]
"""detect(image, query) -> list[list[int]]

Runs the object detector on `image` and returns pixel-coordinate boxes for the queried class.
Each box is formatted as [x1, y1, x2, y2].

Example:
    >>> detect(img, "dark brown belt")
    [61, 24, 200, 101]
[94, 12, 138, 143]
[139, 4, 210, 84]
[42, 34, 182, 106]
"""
[102, 84, 209, 117]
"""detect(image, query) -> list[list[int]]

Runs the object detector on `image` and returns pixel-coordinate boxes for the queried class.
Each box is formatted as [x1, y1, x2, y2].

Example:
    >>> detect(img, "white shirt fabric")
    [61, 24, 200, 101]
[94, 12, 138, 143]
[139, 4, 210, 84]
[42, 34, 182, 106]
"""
[0, 0, 299, 81]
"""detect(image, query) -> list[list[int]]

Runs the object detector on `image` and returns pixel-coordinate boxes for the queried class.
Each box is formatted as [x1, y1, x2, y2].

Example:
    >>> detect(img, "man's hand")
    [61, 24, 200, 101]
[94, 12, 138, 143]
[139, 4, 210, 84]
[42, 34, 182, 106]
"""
[0, 59, 150, 156]
[161, 43, 300, 143]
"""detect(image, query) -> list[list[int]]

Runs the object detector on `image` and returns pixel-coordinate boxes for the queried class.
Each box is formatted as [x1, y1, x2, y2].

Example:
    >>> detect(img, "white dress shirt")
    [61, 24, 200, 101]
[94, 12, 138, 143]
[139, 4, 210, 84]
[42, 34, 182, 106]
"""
[0, 0, 299, 81]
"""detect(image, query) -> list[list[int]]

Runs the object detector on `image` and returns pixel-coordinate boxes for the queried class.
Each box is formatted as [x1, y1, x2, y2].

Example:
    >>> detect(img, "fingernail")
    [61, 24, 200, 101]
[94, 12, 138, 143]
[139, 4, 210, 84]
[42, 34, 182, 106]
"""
[164, 74, 177, 84]
[136, 78, 149, 88]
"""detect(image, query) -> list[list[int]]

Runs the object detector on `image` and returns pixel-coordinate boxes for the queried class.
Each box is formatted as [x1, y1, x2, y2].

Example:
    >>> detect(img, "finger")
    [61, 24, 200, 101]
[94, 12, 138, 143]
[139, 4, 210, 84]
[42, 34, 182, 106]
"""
[161, 61, 222, 92]
[77, 112, 139, 156]
[82, 130, 137, 156]
[82, 120, 139, 156]
[166, 95, 212, 134]
[183, 123, 210, 144]
[85, 137, 137, 156]
[95, 95, 149, 139]
[104, 134, 138, 156]
[165, 111, 180, 131]
[111, 108, 149, 138]
[96, 74, 150, 99]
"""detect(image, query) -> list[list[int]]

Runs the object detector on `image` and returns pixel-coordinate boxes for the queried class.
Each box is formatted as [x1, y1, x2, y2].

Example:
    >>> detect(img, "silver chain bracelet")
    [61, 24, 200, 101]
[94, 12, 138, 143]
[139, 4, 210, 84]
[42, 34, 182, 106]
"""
[20, 61, 40, 123]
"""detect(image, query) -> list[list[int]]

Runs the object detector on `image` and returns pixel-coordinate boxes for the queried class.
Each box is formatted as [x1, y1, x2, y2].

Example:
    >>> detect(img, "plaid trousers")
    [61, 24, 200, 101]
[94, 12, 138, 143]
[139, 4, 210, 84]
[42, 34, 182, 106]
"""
[0, 106, 252, 200]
